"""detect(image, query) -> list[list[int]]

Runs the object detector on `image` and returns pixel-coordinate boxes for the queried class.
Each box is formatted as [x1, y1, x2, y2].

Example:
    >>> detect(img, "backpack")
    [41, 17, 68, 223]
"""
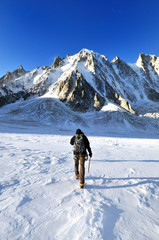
[73, 134, 85, 153]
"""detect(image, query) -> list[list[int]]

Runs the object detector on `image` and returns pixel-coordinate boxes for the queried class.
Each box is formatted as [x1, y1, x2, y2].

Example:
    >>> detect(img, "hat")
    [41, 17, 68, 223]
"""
[76, 129, 82, 134]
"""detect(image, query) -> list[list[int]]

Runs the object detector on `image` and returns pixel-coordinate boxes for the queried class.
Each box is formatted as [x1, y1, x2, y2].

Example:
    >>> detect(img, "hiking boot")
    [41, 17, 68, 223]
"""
[80, 184, 84, 189]
[76, 175, 79, 179]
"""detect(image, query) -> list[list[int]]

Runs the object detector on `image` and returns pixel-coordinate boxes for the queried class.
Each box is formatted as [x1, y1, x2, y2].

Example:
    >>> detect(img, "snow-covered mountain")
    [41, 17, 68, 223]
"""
[0, 49, 159, 133]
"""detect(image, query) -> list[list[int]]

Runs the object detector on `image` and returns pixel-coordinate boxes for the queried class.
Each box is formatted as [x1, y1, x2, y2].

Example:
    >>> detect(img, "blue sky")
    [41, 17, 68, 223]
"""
[0, 0, 159, 77]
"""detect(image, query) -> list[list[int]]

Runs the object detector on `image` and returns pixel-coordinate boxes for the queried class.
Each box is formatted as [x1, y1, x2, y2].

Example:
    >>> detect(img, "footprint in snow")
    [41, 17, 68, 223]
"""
[43, 160, 52, 164]
[16, 196, 32, 209]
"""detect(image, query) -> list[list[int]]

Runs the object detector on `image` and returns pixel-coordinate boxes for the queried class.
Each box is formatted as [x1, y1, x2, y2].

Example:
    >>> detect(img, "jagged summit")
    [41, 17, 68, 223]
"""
[17, 65, 25, 70]
[0, 49, 159, 118]
[136, 53, 159, 75]
[78, 48, 97, 57]
[51, 56, 63, 68]
[136, 53, 152, 67]
[111, 56, 120, 63]
[79, 48, 93, 53]
[0, 65, 26, 86]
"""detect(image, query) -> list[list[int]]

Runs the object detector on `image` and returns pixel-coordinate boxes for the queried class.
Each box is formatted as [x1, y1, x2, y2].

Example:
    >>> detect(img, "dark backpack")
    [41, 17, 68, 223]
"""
[73, 134, 85, 153]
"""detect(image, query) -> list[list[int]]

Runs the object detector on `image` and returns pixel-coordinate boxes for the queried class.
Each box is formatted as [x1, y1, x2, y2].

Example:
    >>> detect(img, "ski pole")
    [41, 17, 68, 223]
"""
[88, 157, 91, 173]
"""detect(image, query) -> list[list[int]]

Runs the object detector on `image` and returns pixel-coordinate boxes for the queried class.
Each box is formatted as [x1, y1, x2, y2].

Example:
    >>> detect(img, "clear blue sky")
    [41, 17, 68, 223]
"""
[0, 0, 159, 77]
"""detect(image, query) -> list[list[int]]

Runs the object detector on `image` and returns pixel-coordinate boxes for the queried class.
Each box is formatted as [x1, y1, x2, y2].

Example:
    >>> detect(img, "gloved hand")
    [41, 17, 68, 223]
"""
[89, 152, 92, 158]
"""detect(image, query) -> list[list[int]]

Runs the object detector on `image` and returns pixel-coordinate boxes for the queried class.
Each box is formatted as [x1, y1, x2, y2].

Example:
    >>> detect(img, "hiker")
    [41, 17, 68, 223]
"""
[70, 129, 92, 188]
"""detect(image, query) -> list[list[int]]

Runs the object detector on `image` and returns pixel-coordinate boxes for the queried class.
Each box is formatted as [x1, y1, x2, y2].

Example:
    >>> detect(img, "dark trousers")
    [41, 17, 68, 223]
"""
[74, 154, 85, 184]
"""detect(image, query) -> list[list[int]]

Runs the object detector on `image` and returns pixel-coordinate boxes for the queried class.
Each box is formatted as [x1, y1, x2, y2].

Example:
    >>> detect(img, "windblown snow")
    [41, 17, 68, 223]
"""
[0, 121, 159, 240]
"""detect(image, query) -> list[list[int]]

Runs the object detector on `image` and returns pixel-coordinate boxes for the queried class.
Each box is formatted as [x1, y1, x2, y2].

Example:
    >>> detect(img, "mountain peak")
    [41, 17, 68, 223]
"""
[79, 48, 93, 54]
[51, 56, 63, 68]
[111, 56, 120, 63]
[17, 65, 24, 71]
[136, 53, 153, 67]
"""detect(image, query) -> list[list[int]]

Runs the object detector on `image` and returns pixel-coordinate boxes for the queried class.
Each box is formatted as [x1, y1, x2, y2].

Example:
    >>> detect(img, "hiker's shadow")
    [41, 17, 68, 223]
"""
[85, 176, 159, 190]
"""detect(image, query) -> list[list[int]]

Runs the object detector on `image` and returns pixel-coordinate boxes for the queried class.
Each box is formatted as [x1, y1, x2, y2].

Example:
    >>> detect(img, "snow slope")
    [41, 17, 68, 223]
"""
[0, 121, 159, 240]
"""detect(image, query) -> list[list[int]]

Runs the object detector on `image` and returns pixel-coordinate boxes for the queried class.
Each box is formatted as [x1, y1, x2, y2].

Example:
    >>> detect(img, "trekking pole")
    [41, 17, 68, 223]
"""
[88, 157, 91, 173]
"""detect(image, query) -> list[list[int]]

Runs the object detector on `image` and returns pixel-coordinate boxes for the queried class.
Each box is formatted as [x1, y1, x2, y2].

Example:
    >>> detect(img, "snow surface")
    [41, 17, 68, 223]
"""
[101, 103, 122, 112]
[0, 120, 159, 240]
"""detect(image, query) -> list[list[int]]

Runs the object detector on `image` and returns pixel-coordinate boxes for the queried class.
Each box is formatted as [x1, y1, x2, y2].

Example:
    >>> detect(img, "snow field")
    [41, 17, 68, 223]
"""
[0, 132, 159, 240]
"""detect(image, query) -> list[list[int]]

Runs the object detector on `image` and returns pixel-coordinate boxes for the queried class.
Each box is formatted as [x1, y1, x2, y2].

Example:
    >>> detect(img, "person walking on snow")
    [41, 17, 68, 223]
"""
[70, 129, 92, 188]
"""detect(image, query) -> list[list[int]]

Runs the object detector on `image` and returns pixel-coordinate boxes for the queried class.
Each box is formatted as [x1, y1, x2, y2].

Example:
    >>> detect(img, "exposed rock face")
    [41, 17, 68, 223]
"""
[51, 56, 63, 68]
[0, 49, 159, 116]
[147, 89, 159, 101]
[0, 66, 27, 107]
[56, 71, 75, 101]
[0, 65, 26, 86]
[115, 93, 135, 114]
[135, 54, 159, 101]
[0, 91, 27, 107]
[56, 70, 105, 112]
[94, 93, 105, 111]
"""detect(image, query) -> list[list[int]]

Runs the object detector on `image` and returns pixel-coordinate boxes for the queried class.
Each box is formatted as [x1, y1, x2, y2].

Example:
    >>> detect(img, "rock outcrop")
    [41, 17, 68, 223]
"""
[51, 56, 63, 68]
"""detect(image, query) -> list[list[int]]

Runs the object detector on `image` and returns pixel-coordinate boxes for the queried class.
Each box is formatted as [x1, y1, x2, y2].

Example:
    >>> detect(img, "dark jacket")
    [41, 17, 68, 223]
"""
[70, 134, 92, 157]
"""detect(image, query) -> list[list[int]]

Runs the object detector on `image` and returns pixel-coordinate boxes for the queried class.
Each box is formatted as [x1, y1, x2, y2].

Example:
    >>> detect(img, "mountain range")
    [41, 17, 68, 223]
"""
[0, 49, 159, 134]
